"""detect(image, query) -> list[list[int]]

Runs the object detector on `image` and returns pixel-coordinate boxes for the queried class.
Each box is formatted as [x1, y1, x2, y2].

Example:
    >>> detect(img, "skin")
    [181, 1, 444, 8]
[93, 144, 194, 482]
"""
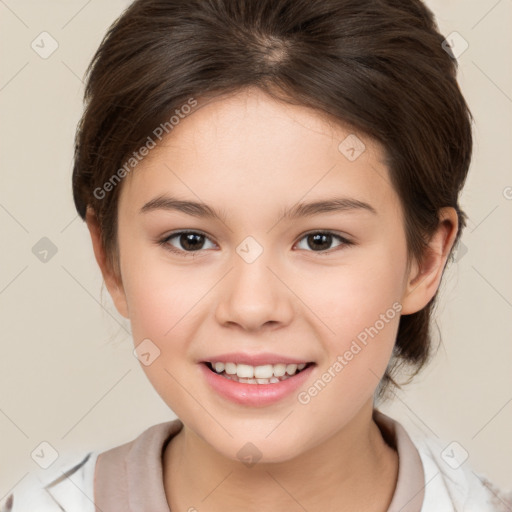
[87, 86, 458, 511]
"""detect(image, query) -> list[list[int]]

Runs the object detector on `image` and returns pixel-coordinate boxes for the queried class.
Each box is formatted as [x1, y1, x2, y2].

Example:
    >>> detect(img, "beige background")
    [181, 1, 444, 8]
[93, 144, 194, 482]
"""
[1, 0, 511, 498]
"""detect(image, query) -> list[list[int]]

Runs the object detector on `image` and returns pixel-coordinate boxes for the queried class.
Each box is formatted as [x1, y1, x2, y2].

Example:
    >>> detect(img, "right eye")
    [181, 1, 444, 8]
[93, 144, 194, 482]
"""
[158, 230, 217, 256]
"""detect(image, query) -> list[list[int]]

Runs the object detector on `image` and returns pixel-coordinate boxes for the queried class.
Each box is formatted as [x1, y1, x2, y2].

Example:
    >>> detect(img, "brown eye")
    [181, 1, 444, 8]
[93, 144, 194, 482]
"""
[159, 231, 216, 255]
[295, 231, 353, 253]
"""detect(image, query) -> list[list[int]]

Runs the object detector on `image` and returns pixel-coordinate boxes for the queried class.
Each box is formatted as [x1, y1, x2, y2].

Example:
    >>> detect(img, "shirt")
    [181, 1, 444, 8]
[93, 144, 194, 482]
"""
[3, 409, 511, 511]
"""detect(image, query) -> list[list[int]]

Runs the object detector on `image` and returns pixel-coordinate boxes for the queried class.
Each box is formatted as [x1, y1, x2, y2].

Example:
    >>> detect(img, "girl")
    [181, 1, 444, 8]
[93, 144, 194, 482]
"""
[4, 0, 511, 510]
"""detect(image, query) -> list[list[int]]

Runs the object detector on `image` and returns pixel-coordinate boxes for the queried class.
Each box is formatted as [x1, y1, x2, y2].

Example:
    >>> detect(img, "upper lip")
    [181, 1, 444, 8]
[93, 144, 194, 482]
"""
[201, 352, 314, 366]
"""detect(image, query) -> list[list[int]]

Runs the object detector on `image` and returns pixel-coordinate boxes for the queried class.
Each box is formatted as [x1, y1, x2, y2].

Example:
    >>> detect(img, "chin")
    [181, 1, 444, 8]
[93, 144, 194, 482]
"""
[206, 431, 306, 466]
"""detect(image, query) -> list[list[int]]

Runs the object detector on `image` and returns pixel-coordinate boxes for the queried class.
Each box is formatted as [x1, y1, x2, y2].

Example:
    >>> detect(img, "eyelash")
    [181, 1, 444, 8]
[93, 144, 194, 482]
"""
[157, 230, 354, 257]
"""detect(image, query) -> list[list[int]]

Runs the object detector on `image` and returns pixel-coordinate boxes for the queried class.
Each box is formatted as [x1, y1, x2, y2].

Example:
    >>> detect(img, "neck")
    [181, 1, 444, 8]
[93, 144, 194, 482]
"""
[163, 400, 398, 512]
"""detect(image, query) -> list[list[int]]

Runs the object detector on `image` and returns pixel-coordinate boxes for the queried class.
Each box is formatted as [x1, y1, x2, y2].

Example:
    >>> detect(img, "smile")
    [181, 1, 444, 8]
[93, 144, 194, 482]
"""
[205, 361, 312, 384]
[200, 360, 317, 407]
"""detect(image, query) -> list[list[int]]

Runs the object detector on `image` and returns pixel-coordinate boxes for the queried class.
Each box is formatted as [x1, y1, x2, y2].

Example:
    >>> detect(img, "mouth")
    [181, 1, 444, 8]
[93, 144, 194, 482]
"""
[202, 361, 316, 385]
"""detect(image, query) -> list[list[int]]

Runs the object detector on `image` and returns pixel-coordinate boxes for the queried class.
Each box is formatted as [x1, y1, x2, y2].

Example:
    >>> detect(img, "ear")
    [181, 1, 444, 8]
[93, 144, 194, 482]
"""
[400, 207, 459, 315]
[85, 207, 130, 319]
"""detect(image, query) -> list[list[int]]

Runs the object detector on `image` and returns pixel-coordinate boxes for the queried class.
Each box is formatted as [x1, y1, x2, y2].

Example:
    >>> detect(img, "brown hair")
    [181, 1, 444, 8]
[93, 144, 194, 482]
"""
[72, 0, 473, 400]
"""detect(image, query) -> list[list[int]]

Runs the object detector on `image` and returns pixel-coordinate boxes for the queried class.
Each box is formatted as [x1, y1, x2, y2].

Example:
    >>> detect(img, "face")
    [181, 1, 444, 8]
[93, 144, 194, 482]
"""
[90, 87, 448, 463]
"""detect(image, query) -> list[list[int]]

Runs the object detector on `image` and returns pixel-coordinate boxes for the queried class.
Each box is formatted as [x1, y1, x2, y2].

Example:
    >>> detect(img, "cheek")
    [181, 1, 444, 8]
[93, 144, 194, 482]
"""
[118, 232, 203, 340]
[293, 288, 401, 427]
[298, 246, 404, 341]
[121, 258, 208, 413]
[293, 242, 405, 395]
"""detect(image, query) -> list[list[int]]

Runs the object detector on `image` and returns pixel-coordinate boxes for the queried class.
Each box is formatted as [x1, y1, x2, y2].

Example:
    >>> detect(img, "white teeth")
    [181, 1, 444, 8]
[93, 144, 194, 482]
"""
[227, 374, 292, 384]
[272, 364, 286, 377]
[209, 361, 310, 381]
[254, 365, 273, 379]
[238, 377, 258, 384]
[237, 364, 254, 378]
[286, 364, 298, 375]
[225, 362, 237, 375]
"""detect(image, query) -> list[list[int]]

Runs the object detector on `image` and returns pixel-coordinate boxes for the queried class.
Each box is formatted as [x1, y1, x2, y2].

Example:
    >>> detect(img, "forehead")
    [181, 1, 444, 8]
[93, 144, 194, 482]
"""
[118, 88, 401, 223]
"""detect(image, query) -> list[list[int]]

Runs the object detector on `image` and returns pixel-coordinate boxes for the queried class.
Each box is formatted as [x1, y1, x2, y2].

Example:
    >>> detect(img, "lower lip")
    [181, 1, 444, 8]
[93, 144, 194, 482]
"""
[199, 363, 315, 407]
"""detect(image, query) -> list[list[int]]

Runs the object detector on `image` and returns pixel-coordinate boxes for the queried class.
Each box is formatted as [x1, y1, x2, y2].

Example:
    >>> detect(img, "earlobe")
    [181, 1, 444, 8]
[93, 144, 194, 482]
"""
[400, 207, 459, 315]
[85, 207, 130, 319]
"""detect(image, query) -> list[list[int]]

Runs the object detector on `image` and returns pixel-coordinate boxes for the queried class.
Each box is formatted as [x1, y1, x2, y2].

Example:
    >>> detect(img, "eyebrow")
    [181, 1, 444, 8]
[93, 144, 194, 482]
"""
[139, 194, 377, 222]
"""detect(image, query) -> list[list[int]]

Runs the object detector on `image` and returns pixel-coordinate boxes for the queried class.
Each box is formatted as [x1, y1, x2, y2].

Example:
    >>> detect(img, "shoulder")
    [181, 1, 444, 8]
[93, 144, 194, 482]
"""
[1, 420, 184, 512]
[1, 451, 99, 512]
[411, 434, 512, 511]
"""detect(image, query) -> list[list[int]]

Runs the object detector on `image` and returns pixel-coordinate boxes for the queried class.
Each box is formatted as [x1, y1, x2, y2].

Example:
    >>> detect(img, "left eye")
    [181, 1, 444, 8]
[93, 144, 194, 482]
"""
[295, 232, 352, 253]
[159, 230, 352, 256]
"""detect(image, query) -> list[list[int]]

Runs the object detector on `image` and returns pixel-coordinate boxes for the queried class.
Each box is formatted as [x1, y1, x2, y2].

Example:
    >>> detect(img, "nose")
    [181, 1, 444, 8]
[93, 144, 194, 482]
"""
[214, 246, 294, 332]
